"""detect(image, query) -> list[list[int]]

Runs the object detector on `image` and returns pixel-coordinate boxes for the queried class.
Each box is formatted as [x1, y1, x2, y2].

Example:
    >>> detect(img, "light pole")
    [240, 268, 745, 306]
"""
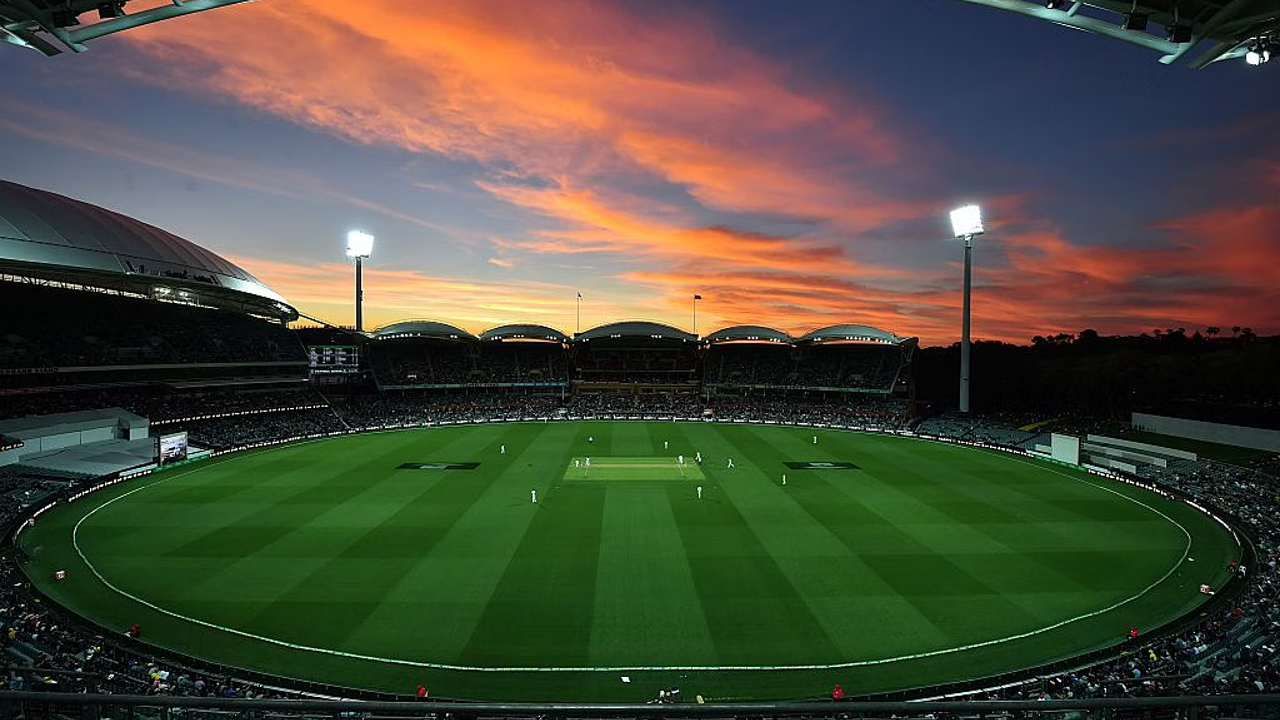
[346, 230, 374, 332]
[949, 205, 984, 415]
[576, 291, 582, 335]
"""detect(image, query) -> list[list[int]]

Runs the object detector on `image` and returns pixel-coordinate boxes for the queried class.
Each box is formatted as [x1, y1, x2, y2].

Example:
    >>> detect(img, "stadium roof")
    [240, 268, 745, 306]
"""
[957, 0, 1280, 68]
[577, 321, 698, 342]
[479, 324, 569, 343]
[1, 0, 248, 57]
[373, 320, 477, 341]
[799, 324, 904, 345]
[705, 325, 793, 344]
[0, 180, 295, 319]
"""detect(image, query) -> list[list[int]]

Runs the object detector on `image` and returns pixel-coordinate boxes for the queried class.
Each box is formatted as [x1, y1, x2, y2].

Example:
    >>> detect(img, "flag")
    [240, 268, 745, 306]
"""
[693, 294, 702, 300]
[577, 291, 583, 299]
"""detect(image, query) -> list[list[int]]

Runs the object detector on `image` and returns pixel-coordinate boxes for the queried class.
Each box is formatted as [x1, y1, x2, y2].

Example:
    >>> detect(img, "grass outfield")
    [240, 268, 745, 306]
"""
[20, 422, 1238, 701]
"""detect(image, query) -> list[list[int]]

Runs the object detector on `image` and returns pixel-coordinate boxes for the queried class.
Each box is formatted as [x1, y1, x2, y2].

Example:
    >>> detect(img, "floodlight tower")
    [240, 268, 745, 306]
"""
[950, 205, 984, 415]
[346, 230, 375, 332]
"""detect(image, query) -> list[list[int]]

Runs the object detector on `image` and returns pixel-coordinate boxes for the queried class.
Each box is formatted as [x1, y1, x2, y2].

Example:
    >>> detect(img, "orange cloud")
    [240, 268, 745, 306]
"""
[118, 1, 922, 236]
[483, 183, 877, 275]
[105, 1, 1280, 344]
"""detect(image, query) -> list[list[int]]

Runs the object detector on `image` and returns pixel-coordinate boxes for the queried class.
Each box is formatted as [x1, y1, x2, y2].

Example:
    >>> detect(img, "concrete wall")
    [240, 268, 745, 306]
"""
[1087, 434, 1197, 461]
[1131, 413, 1280, 453]
[1082, 441, 1169, 468]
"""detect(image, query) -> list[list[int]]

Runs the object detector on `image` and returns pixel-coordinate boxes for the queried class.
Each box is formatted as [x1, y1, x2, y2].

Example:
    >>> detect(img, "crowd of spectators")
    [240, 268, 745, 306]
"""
[182, 409, 348, 450]
[0, 557, 295, 698]
[370, 341, 569, 387]
[0, 283, 305, 371]
[704, 344, 905, 392]
[0, 387, 329, 423]
[327, 392, 563, 429]
[2, 386, 1278, 707]
[320, 391, 911, 429]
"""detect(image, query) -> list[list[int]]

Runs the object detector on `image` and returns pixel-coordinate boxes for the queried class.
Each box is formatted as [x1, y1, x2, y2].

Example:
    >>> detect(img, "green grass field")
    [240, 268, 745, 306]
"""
[20, 422, 1238, 701]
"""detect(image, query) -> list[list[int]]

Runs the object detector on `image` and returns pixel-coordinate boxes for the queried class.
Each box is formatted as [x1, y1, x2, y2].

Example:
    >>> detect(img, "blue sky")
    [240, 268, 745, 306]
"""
[1, 0, 1276, 343]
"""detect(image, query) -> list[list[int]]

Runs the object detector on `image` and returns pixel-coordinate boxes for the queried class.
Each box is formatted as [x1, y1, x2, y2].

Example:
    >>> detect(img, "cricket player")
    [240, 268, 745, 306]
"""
[727, 458, 735, 469]
[531, 489, 538, 504]
[812, 435, 818, 444]
[678, 454, 685, 465]
[500, 444, 506, 455]
[664, 440, 669, 450]
[696, 486, 703, 500]
[782, 473, 787, 486]
[585, 457, 591, 467]
[695, 451, 702, 463]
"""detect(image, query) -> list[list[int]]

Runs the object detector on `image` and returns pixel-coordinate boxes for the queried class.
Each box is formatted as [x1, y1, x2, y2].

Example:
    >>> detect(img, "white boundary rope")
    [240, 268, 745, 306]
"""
[66, 426, 1195, 674]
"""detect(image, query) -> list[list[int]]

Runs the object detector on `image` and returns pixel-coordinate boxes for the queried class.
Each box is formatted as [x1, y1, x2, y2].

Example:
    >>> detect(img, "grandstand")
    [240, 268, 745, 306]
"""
[572, 321, 700, 391]
[0, 180, 1277, 712]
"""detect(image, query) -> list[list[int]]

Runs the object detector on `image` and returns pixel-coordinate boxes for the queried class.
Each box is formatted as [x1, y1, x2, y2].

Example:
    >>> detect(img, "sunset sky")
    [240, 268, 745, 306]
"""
[2, 0, 1277, 345]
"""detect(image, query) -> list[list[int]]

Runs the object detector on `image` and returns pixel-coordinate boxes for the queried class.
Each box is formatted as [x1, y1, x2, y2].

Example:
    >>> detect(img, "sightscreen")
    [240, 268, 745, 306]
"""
[1050, 433, 1081, 465]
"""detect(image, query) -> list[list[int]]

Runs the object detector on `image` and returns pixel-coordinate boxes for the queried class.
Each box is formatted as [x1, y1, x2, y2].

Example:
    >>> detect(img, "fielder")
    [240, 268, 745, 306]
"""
[531, 489, 538, 504]
[500, 444, 506, 455]
[782, 473, 787, 486]
[727, 458, 735, 469]
[696, 486, 703, 500]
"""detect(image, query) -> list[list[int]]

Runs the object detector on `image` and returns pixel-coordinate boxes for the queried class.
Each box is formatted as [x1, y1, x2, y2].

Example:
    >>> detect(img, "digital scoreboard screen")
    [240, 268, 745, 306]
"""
[157, 432, 189, 464]
[308, 345, 361, 374]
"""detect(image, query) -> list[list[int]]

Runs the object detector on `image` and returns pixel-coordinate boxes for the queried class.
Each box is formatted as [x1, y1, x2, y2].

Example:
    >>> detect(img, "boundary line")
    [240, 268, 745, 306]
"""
[67, 430, 1194, 674]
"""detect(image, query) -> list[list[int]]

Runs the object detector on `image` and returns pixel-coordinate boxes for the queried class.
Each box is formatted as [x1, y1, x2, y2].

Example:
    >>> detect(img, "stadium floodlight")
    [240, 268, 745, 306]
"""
[346, 230, 374, 332]
[950, 204, 983, 415]
[950, 204, 984, 239]
[346, 230, 375, 259]
[1245, 43, 1271, 66]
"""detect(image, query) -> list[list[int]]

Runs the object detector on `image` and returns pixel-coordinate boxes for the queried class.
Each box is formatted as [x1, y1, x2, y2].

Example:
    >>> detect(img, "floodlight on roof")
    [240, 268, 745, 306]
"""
[346, 230, 374, 259]
[1245, 39, 1272, 66]
[950, 204, 984, 238]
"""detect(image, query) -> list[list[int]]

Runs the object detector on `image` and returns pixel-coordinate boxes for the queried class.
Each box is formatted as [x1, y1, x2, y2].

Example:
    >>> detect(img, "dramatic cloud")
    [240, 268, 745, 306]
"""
[228, 256, 580, 332]
[47, 0, 1270, 343]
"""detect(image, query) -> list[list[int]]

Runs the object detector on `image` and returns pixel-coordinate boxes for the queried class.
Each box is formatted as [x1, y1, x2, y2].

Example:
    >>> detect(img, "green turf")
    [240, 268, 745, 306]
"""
[19, 422, 1238, 702]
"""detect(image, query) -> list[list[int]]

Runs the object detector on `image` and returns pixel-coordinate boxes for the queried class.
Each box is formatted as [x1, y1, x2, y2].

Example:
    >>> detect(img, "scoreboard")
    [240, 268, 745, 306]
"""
[157, 432, 189, 464]
[308, 345, 361, 374]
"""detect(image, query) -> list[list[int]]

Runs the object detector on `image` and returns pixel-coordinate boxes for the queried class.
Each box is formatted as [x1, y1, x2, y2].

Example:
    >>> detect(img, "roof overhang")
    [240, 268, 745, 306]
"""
[956, 0, 1280, 68]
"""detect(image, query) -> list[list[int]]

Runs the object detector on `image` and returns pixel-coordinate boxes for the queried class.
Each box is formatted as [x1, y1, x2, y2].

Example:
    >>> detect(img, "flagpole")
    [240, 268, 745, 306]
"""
[576, 292, 581, 336]
[692, 293, 699, 337]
